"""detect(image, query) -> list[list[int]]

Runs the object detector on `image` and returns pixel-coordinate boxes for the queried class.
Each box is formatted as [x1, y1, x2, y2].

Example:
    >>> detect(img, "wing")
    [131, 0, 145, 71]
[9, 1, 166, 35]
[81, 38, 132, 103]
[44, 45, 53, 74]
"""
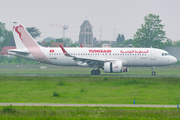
[60, 45, 119, 68]
[72, 56, 119, 68]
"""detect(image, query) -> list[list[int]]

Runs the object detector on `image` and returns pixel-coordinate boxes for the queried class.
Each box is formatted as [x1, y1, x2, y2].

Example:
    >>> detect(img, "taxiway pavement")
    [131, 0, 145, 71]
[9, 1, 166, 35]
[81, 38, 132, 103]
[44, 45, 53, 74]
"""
[0, 103, 178, 108]
[1, 73, 180, 77]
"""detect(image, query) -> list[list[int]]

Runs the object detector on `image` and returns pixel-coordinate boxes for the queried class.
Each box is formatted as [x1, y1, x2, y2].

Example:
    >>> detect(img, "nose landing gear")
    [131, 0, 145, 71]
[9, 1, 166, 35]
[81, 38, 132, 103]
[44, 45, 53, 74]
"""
[151, 67, 156, 76]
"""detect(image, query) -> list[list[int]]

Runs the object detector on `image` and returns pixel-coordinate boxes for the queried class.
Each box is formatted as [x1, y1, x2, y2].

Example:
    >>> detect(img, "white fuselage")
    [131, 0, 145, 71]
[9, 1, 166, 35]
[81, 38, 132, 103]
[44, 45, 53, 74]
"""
[12, 47, 177, 67]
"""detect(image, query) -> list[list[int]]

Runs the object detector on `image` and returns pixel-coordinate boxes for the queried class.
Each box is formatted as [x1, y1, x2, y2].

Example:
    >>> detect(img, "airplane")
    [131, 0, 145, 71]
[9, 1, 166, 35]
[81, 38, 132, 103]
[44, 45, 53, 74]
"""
[7, 20, 177, 75]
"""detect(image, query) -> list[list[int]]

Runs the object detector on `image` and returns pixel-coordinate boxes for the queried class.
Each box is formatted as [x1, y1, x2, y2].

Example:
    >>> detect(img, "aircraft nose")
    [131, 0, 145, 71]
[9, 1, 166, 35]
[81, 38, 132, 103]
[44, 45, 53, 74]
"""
[172, 56, 177, 64]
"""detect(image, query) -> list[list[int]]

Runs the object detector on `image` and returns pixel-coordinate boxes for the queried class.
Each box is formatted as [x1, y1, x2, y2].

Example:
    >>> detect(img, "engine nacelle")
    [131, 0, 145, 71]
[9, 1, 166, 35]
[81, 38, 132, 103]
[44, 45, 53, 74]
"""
[104, 62, 123, 73]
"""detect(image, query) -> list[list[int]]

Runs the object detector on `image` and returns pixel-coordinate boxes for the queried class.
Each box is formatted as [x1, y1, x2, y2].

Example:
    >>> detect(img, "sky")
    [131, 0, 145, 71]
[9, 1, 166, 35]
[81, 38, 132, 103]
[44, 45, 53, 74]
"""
[0, 0, 180, 42]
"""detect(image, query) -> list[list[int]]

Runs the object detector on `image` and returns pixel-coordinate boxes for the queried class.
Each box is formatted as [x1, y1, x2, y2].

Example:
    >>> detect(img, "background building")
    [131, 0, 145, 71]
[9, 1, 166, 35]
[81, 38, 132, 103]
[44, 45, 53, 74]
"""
[79, 20, 93, 47]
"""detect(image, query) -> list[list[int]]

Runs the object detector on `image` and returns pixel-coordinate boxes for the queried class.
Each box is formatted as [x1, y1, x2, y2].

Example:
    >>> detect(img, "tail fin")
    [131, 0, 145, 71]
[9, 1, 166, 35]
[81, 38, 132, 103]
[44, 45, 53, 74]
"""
[11, 21, 52, 64]
[11, 20, 41, 49]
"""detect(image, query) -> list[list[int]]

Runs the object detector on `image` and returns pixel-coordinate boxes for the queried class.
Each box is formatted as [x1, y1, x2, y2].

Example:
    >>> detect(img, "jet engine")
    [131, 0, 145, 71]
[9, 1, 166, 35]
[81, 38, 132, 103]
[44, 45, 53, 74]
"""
[104, 62, 123, 73]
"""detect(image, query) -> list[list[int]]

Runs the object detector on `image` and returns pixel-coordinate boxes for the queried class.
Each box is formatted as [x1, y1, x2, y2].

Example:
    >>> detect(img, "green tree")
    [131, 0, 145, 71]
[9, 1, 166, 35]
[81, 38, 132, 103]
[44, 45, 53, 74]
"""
[134, 14, 166, 48]
[121, 39, 134, 46]
[116, 34, 125, 43]
[116, 34, 121, 43]
[0, 22, 13, 50]
[163, 38, 174, 47]
[63, 38, 72, 47]
[26, 27, 41, 39]
[55, 38, 63, 43]
[173, 40, 180, 47]
[69, 44, 80, 47]
[44, 40, 55, 47]
[0, 22, 6, 38]
[121, 34, 125, 42]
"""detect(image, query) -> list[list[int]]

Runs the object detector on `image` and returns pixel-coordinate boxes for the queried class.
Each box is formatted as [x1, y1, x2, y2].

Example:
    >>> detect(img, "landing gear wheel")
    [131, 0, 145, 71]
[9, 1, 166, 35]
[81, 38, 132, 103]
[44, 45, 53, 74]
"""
[91, 70, 96, 75]
[152, 72, 156, 76]
[95, 70, 101, 75]
[91, 70, 101, 75]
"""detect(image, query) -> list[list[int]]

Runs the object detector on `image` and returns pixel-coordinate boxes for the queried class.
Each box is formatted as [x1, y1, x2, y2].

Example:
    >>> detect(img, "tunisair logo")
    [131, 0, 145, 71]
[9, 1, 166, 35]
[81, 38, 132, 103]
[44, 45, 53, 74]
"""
[89, 50, 111, 53]
[13, 25, 24, 42]
[114, 65, 118, 69]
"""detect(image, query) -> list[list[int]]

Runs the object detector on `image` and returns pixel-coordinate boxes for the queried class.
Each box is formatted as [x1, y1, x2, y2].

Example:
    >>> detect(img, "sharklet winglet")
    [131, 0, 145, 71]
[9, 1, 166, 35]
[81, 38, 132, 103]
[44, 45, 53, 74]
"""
[80, 44, 83, 48]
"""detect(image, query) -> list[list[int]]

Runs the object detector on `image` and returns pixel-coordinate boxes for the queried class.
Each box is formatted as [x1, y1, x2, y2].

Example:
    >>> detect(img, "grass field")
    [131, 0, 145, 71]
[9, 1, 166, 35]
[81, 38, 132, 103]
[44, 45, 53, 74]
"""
[0, 66, 180, 75]
[0, 75, 180, 120]
[1, 67, 180, 119]
[0, 106, 180, 120]
[0, 75, 180, 105]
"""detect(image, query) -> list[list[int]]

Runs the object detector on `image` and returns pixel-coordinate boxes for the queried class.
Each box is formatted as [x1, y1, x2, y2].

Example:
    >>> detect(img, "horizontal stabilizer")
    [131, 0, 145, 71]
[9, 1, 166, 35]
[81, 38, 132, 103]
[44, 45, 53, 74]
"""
[7, 49, 30, 55]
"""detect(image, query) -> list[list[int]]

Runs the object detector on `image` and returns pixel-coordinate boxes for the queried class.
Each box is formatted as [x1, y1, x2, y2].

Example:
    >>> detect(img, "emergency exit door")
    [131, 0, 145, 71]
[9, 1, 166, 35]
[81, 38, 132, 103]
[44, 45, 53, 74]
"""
[150, 50, 156, 60]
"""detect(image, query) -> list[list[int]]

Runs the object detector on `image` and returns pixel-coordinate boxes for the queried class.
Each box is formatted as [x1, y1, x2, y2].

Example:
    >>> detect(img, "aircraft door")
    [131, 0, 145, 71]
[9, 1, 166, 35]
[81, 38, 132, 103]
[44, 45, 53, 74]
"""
[150, 50, 156, 60]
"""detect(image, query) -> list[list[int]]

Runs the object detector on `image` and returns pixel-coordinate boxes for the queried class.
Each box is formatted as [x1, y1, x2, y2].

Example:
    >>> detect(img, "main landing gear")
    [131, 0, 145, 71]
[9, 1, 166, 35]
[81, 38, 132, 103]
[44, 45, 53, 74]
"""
[91, 69, 101, 75]
[151, 67, 156, 76]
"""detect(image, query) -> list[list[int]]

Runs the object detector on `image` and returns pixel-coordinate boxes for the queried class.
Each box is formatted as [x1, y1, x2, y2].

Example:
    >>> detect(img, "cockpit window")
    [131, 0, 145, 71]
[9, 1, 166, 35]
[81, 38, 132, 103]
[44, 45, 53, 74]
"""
[162, 53, 170, 56]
